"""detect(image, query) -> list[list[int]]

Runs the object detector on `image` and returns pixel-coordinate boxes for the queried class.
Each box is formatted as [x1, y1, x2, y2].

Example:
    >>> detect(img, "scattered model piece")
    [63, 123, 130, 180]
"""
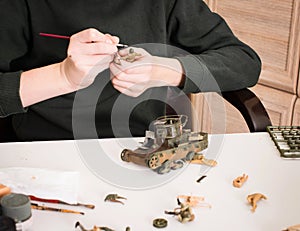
[121, 115, 208, 174]
[153, 218, 168, 228]
[177, 195, 211, 208]
[75, 222, 114, 231]
[165, 199, 195, 223]
[196, 175, 207, 183]
[125, 227, 131, 231]
[104, 194, 127, 205]
[177, 195, 204, 207]
[233, 174, 248, 188]
[282, 224, 300, 231]
[190, 153, 217, 167]
[247, 193, 267, 212]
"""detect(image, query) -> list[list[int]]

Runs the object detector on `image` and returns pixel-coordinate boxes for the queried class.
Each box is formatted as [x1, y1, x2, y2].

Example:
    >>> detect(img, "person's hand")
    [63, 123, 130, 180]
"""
[60, 28, 119, 90]
[110, 48, 184, 97]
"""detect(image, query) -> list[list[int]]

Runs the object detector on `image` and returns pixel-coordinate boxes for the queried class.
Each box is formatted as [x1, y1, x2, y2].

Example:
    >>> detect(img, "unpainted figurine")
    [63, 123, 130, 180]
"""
[165, 199, 195, 223]
[177, 195, 204, 207]
[104, 194, 127, 205]
[177, 195, 211, 208]
[282, 224, 300, 231]
[190, 153, 217, 167]
[247, 193, 267, 212]
[233, 174, 248, 188]
[75, 222, 114, 231]
[121, 115, 208, 174]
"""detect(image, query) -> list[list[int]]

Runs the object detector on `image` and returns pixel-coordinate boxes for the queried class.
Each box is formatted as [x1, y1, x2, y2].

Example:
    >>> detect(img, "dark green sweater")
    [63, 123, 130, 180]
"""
[0, 0, 261, 140]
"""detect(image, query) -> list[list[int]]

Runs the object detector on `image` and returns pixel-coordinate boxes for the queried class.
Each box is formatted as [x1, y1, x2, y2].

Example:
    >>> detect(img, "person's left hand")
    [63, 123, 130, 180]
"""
[110, 47, 184, 97]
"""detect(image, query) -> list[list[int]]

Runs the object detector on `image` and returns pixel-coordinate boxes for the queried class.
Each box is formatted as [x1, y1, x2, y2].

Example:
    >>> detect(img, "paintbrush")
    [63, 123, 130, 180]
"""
[39, 32, 128, 48]
[29, 195, 95, 209]
[31, 203, 84, 215]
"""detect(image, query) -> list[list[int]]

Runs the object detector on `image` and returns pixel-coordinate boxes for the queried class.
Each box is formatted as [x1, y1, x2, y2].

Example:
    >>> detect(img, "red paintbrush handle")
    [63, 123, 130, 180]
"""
[39, 33, 70, 39]
[29, 195, 60, 203]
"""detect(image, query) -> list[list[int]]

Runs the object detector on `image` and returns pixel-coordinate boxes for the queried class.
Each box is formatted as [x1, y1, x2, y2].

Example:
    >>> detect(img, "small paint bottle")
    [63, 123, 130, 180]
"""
[0, 193, 32, 231]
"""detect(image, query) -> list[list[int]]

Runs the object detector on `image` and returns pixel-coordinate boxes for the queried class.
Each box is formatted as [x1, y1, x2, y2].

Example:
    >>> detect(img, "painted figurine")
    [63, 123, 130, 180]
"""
[75, 222, 114, 231]
[121, 48, 142, 62]
[165, 198, 195, 223]
[104, 194, 127, 205]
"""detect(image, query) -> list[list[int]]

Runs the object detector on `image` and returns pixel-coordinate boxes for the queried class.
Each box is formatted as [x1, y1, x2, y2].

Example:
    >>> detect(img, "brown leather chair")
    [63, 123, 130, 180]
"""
[222, 89, 272, 132]
[0, 88, 272, 142]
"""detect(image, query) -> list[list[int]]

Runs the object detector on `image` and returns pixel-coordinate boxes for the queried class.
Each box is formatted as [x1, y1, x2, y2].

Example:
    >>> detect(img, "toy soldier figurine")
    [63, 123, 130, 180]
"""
[113, 48, 142, 65]
[165, 198, 195, 223]
[121, 48, 142, 62]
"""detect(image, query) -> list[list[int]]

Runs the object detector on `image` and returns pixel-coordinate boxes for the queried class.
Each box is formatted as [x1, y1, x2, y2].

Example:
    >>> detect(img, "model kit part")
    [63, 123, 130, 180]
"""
[232, 174, 248, 188]
[247, 193, 267, 212]
[104, 194, 127, 205]
[282, 224, 300, 231]
[153, 218, 168, 228]
[75, 222, 115, 231]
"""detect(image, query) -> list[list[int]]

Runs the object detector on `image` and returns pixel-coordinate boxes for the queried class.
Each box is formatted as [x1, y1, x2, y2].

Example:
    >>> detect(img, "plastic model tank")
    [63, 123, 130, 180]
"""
[121, 115, 208, 174]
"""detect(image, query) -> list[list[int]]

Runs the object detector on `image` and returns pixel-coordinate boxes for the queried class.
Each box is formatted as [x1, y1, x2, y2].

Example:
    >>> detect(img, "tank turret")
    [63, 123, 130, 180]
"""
[121, 115, 208, 174]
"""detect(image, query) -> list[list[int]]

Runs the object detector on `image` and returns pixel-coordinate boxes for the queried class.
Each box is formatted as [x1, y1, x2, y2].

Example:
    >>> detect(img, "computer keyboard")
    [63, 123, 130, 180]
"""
[267, 126, 300, 158]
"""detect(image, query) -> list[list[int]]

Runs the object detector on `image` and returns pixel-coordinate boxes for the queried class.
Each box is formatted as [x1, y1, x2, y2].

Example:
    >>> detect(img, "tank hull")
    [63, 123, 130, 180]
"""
[121, 131, 208, 173]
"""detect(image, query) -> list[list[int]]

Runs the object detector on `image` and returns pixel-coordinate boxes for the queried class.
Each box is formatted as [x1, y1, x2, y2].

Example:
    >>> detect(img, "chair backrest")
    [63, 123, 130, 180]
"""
[166, 88, 272, 133]
[222, 89, 272, 132]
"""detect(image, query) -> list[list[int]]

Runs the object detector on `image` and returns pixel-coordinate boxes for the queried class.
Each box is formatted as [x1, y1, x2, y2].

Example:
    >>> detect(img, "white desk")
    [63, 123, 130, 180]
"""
[0, 133, 299, 231]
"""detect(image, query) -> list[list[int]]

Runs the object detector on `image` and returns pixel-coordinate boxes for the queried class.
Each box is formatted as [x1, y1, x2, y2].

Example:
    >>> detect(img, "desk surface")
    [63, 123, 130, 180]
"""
[0, 133, 299, 231]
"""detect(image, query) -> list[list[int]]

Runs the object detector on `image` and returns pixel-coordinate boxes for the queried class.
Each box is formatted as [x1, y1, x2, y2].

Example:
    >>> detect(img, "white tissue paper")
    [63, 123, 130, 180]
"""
[0, 167, 79, 204]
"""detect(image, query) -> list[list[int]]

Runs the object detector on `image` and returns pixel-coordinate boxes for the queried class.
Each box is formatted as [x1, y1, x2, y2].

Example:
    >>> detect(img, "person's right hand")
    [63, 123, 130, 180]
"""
[60, 28, 119, 90]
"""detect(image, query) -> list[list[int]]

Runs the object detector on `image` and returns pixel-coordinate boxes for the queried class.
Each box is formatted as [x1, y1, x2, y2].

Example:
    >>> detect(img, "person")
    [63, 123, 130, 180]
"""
[0, 0, 261, 141]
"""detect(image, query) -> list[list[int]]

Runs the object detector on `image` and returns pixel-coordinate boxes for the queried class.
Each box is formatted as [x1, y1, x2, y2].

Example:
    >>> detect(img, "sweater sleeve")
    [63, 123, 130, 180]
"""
[0, 0, 30, 117]
[167, 0, 261, 93]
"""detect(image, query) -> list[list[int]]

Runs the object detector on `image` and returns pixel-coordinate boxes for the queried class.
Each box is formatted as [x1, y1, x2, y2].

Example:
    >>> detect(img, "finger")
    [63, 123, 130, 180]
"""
[118, 47, 148, 56]
[111, 76, 137, 89]
[110, 63, 152, 81]
[105, 34, 120, 45]
[110, 60, 149, 76]
[113, 72, 149, 84]
[110, 64, 138, 82]
[122, 65, 152, 74]
[112, 36, 120, 44]
[69, 42, 118, 55]
[69, 54, 114, 66]
[71, 28, 106, 43]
